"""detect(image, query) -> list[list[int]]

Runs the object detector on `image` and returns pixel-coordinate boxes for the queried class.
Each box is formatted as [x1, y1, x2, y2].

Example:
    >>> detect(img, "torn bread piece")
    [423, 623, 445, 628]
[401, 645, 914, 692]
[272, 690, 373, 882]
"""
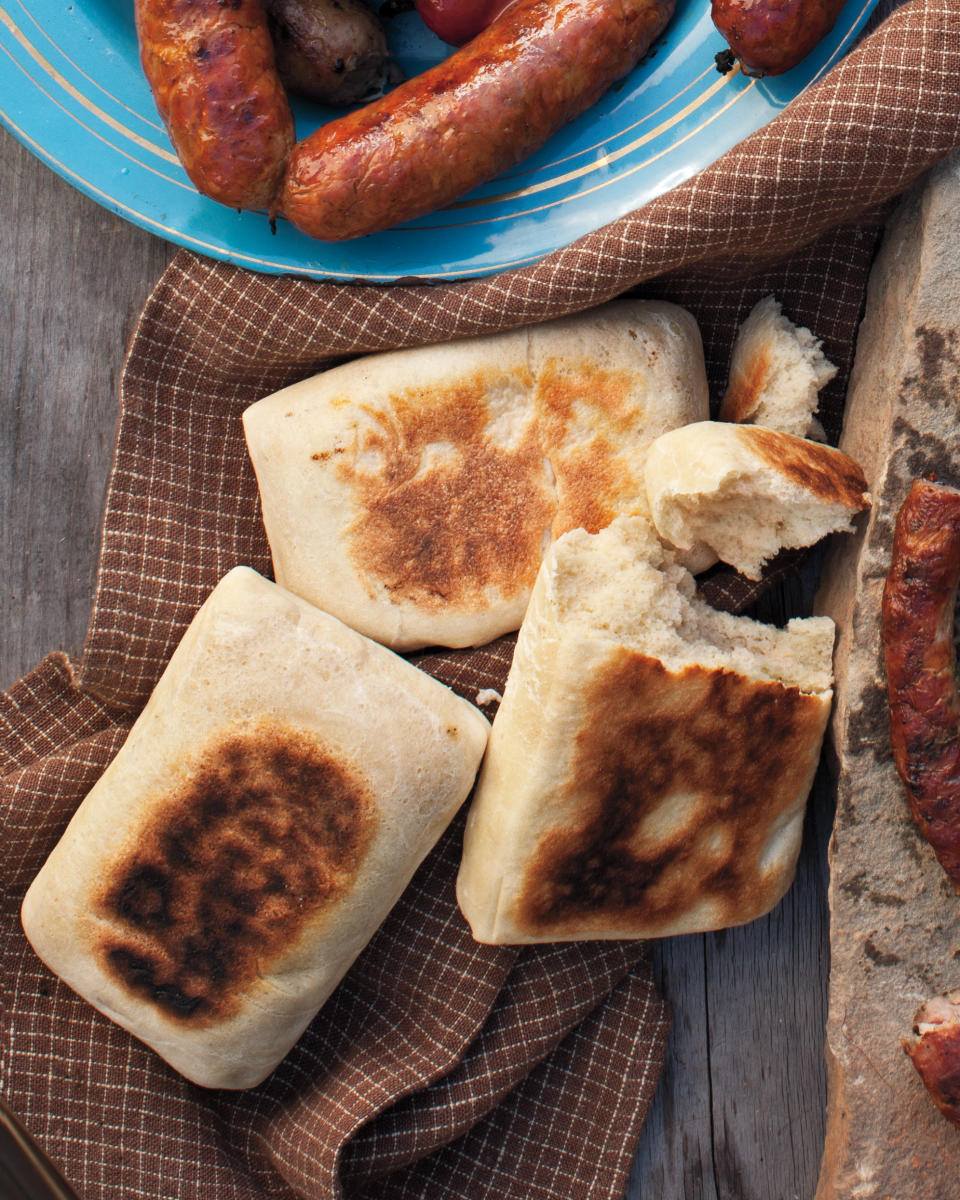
[644, 422, 870, 581]
[719, 295, 837, 439]
[243, 300, 708, 652]
[21, 567, 489, 1089]
[456, 516, 834, 944]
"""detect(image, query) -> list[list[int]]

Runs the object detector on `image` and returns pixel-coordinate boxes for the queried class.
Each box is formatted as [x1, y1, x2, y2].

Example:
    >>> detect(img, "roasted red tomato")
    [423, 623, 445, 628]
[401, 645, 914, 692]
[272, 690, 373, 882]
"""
[415, 0, 516, 44]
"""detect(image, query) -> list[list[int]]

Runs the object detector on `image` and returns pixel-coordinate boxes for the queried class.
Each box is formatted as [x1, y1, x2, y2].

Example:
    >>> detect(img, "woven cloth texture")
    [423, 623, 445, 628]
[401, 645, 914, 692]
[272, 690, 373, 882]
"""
[3, 0, 960, 1196]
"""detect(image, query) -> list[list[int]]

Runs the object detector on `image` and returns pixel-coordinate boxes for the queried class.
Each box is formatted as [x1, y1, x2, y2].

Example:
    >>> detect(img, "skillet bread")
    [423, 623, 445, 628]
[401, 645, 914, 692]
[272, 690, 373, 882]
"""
[243, 300, 708, 651]
[21, 568, 489, 1089]
[456, 516, 834, 944]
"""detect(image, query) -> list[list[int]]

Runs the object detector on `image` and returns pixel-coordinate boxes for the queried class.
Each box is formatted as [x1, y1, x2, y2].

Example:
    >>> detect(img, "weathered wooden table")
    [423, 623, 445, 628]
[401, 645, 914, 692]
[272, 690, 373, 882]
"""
[0, 124, 835, 1200]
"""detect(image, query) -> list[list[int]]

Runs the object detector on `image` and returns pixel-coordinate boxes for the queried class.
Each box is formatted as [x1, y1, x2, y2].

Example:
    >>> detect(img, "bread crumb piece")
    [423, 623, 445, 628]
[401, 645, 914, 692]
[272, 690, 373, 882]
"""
[719, 295, 837, 439]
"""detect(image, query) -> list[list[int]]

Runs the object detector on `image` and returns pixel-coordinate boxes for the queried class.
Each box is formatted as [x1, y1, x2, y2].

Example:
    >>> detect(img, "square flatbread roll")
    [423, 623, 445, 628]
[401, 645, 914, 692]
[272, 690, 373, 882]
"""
[644, 422, 870, 580]
[21, 568, 489, 1089]
[243, 300, 708, 652]
[456, 517, 834, 944]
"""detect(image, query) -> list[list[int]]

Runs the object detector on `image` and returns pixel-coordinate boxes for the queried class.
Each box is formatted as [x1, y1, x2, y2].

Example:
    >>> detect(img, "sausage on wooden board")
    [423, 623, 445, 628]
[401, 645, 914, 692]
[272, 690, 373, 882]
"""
[882, 476, 960, 891]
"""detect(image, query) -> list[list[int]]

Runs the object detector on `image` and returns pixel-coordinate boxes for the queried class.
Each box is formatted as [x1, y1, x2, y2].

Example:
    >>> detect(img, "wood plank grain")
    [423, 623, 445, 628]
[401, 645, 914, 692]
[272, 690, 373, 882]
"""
[699, 770, 831, 1200]
[629, 571, 832, 1200]
[629, 935, 719, 1199]
[0, 129, 174, 690]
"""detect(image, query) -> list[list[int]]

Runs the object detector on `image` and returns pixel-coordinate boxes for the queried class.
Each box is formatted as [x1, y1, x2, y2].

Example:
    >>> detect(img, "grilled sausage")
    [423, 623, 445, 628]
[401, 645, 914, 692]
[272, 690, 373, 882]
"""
[712, 0, 846, 77]
[881, 477, 960, 890]
[135, 0, 296, 211]
[903, 992, 960, 1128]
[279, 0, 677, 241]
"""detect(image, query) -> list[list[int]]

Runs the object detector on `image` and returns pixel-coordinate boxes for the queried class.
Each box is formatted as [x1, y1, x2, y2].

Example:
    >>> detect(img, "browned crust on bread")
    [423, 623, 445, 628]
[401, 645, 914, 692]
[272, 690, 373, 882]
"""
[747, 427, 870, 509]
[882, 477, 960, 890]
[341, 358, 664, 610]
[903, 992, 960, 1127]
[536, 358, 656, 536]
[95, 722, 375, 1026]
[720, 350, 770, 424]
[514, 649, 826, 937]
[342, 370, 551, 610]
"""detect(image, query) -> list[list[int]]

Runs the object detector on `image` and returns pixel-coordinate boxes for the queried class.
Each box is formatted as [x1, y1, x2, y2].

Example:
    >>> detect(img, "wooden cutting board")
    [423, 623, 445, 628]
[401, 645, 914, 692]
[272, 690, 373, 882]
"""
[815, 150, 960, 1198]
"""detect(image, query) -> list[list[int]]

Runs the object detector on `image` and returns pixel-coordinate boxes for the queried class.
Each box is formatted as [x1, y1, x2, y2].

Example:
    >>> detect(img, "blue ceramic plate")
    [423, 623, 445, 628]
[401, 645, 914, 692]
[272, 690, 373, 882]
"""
[0, 0, 878, 282]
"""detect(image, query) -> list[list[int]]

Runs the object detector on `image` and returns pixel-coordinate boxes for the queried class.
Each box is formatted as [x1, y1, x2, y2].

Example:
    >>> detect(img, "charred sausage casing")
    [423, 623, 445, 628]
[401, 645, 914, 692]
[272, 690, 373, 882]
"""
[136, 0, 295, 211]
[279, 0, 678, 241]
[712, 0, 847, 77]
[881, 477, 960, 890]
[903, 992, 960, 1128]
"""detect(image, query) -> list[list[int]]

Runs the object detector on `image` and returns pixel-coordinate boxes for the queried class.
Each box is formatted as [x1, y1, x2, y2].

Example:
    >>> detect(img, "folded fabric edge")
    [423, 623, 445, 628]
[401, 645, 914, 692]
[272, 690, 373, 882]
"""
[345, 963, 671, 1200]
[337, 941, 654, 1185]
[0, 652, 130, 782]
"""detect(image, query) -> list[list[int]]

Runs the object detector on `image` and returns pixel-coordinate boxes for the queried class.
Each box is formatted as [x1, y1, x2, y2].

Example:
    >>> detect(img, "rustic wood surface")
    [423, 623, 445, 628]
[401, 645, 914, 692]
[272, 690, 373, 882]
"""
[1, 125, 835, 1200]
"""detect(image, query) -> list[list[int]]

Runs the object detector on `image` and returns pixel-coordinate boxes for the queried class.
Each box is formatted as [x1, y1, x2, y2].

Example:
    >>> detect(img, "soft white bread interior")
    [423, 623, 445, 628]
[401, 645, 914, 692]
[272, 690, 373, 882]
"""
[644, 422, 870, 581]
[243, 300, 708, 652]
[456, 516, 834, 945]
[21, 568, 489, 1089]
[719, 295, 837, 438]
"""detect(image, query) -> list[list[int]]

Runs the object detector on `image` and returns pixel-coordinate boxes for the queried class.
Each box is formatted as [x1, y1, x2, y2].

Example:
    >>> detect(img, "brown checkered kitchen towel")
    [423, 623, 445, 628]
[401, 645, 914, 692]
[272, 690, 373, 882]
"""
[3, 0, 960, 1196]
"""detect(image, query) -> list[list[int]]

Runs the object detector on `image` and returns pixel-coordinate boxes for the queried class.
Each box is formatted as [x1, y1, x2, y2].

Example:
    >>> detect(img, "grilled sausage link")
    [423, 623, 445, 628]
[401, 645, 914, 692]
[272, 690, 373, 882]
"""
[279, 0, 677, 241]
[903, 992, 960, 1128]
[136, 0, 296, 211]
[712, 0, 846, 77]
[882, 477, 960, 890]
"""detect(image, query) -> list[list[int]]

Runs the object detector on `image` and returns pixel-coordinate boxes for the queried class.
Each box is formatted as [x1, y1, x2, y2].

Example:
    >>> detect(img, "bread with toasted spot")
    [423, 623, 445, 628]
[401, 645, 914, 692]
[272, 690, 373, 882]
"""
[22, 568, 489, 1089]
[719, 295, 836, 439]
[243, 300, 708, 651]
[456, 516, 835, 944]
